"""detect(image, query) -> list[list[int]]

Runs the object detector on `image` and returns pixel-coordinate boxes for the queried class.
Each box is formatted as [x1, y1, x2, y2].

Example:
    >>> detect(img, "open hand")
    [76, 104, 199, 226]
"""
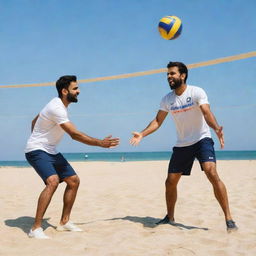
[130, 132, 143, 146]
[101, 135, 120, 148]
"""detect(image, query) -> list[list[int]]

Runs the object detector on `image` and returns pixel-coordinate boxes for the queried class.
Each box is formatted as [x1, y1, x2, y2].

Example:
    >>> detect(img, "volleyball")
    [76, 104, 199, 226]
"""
[158, 16, 182, 40]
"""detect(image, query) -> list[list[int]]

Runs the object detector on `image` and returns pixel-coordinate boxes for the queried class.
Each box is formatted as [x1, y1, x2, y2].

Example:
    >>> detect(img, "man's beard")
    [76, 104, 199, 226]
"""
[168, 78, 182, 90]
[67, 92, 78, 103]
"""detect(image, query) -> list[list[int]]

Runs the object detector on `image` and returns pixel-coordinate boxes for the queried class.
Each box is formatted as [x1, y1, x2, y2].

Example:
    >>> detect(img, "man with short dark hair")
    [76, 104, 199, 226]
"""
[130, 62, 238, 232]
[25, 75, 119, 239]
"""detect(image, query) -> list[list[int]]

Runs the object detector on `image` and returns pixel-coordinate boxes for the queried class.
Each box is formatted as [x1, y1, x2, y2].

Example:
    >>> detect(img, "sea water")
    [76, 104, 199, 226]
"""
[0, 151, 256, 167]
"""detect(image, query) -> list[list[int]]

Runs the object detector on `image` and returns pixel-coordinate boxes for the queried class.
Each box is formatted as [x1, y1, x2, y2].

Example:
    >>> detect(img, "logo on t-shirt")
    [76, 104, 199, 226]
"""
[170, 102, 194, 113]
[186, 97, 191, 103]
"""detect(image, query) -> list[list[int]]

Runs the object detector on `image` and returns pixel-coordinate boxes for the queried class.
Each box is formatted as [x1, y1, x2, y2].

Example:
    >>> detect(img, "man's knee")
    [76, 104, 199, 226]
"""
[65, 175, 80, 188]
[204, 166, 220, 183]
[165, 174, 181, 188]
[46, 175, 60, 190]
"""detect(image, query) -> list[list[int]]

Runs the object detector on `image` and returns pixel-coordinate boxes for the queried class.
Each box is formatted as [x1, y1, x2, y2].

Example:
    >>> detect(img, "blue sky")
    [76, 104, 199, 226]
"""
[0, 0, 255, 160]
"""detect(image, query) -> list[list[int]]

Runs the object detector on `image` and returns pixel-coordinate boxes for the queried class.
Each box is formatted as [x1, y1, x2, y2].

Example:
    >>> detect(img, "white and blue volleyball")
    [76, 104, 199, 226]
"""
[158, 16, 182, 40]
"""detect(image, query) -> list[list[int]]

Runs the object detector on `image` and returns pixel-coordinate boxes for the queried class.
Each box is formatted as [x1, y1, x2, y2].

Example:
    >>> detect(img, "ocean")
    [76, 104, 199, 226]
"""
[0, 151, 256, 167]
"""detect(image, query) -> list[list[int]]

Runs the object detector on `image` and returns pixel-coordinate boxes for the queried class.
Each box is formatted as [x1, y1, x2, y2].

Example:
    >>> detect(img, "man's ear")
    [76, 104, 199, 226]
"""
[62, 88, 68, 96]
[181, 73, 186, 82]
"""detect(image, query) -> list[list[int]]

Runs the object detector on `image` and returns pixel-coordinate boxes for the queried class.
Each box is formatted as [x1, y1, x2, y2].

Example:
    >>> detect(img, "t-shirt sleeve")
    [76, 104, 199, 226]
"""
[195, 87, 209, 106]
[49, 106, 70, 124]
[159, 95, 169, 112]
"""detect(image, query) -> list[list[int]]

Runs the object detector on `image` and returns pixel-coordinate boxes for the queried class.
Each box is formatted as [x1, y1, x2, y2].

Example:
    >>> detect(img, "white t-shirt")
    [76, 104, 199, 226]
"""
[25, 97, 69, 154]
[160, 85, 211, 147]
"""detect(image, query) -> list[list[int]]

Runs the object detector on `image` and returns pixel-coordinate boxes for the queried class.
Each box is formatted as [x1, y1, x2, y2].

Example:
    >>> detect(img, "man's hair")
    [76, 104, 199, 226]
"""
[56, 75, 77, 97]
[167, 61, 188, 83]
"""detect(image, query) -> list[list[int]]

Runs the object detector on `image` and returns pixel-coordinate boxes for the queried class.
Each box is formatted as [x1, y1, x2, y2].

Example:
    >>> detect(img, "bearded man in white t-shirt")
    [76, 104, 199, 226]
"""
[25, 75, 119, 239]
[130, 62, 237, 232]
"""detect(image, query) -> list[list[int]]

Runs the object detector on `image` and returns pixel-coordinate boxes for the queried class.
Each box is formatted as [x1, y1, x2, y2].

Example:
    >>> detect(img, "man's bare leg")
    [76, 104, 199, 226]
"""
[202, 162, 232, 220]
[165, 173, 182, 221]
[32, 175, 59, 230]
[202, 162, 238, 231]
[60, 175, 80, 225]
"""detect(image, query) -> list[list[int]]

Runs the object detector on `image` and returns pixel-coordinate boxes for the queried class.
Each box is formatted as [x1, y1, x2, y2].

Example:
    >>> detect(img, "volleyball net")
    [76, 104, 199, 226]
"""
[0, 51, 255, 89]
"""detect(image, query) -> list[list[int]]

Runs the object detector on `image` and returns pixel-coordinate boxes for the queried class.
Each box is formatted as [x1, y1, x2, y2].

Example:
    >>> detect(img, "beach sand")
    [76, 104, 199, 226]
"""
[0, 160, 255, 256]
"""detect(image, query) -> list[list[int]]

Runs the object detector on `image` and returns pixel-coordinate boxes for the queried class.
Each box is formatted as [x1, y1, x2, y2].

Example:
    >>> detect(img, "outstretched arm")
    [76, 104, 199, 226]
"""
[200, 104, 224, 149]
[130, 110, 168, 146]
[60, 121, 119, 148]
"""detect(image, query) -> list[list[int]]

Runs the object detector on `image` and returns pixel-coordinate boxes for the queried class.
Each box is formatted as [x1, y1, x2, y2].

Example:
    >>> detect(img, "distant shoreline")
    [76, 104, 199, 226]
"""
[0, 150, 256, 167]
[1, 159, 256, 169]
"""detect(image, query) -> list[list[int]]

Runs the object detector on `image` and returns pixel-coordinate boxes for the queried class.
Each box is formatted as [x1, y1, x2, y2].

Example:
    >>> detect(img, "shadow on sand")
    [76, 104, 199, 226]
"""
[4, 216, 55, 234]
[107, 216, 209, 230]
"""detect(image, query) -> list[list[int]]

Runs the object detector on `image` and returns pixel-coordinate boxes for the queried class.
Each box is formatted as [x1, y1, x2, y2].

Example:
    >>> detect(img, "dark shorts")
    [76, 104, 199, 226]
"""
[168, 137, 216, 176]
[25, 149, 76, 183]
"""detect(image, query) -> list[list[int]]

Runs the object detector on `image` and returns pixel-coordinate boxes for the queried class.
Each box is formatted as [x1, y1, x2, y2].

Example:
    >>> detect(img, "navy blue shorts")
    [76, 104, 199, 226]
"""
[168, 137, 216, 176]
[25, 150, 77, 183]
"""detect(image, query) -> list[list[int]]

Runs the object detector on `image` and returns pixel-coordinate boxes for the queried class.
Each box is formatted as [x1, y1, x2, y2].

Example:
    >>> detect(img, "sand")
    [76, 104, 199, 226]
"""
[0, 160, 255, 256]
